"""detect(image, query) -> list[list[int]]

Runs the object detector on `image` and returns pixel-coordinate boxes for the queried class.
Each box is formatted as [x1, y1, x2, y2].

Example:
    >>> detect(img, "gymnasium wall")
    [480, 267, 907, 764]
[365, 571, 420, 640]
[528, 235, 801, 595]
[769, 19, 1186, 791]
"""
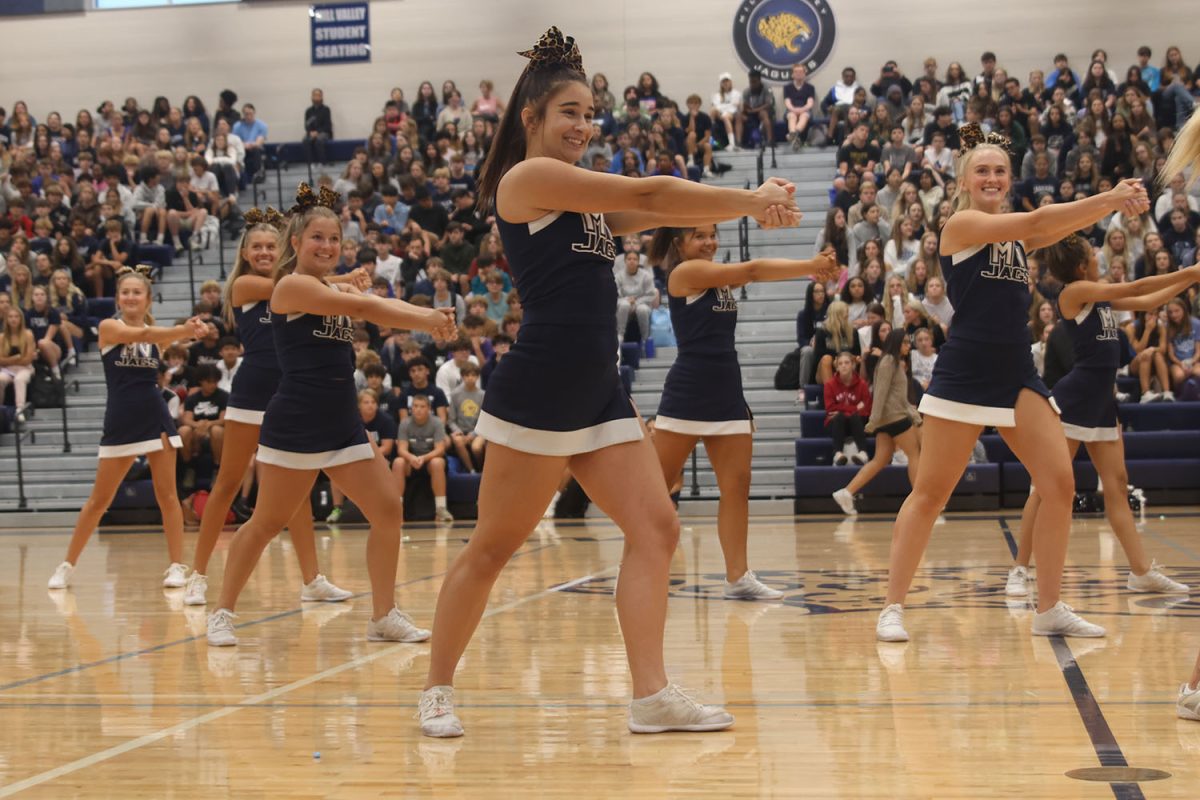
[1, 0, 1194, 141]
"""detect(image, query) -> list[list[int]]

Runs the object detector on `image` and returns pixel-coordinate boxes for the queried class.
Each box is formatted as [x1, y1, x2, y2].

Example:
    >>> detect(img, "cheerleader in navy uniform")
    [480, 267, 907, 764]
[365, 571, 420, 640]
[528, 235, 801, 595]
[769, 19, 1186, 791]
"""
[48, 267, 207, 590]
[648, 224, 837, 600]
[417, 27, 799, 738]
[186, 207, 368, 607]
[1006, 238, 1198, 598]
[205, 185, 457, 648]
[877, 123, 1151, 643]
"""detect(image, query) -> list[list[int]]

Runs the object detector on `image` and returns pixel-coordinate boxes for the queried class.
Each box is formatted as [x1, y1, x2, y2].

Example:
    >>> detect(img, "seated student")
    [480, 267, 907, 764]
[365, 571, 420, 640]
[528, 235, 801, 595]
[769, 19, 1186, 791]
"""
[131, 166, 168, 245]
[360, 362, 406, 423]
[909, 326, 938, 391]
[372, 183, 410, 235]
[439, 222, 476, 294]
[479, 269, 509, 324]
[480, 332, 511, 390]
[24, 285, 64, 378]
[166, 171, 208, 253]
[178, 363, 227, 466]
[187, 319, 222, 369]
[400, 357, 449, 423]
[326, 388, 400, 524]
[460, 313, 494, 366]
[447, 361, 485, 472]
[394, 393, 453, 523]
[215, 336, 241, 392]
[86, 219, 130, 298]
[823, 350, 872, 466]
[161, 344, 191, 398]
[435, 336, 479, 397]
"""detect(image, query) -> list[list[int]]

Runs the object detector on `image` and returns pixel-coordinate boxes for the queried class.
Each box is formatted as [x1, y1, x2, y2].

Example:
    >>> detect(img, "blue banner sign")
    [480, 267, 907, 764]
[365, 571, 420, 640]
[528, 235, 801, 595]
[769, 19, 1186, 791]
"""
[311, 2, 370, 65]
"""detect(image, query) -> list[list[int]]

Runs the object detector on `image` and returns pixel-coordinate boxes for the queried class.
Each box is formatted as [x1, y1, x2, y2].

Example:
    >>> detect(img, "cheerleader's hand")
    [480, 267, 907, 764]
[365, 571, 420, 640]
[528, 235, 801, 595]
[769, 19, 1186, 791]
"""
[185, 316, 208, 339]
[758, 204, 803, 229]
[1109, 179, 1150, 216]
[812, 247, 840, 283]
[426, 307, 459, 343]
[348, 267, 373, 292]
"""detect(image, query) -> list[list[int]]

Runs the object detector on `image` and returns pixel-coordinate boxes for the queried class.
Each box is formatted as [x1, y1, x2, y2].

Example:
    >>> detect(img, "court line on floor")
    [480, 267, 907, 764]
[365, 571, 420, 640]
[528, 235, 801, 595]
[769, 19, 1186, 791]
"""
[0, 699, 1179, 710]
[997, 519, 1147, 800]
[0, 566, 616, 797]
[1, 538, 580, 693]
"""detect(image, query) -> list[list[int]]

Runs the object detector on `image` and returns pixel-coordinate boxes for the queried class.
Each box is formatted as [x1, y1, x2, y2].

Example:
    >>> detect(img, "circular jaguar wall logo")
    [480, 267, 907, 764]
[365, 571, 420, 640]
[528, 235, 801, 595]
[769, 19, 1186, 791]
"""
[732, 0, 837, 82]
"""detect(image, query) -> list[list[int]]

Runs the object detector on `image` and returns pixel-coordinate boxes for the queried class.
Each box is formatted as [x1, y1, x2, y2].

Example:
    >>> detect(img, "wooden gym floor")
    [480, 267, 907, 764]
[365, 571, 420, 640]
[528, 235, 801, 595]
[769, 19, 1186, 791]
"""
[1, 511, 1199, 798]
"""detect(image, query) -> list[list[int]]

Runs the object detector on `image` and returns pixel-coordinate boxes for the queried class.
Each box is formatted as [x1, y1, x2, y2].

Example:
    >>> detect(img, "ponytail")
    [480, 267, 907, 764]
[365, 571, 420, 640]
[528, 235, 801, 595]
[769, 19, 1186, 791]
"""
[1160, 110, 1200, 189]
[223, 222, 283, 328]
[1033, 234, 1091, 285]
[647, 226, 693, 274]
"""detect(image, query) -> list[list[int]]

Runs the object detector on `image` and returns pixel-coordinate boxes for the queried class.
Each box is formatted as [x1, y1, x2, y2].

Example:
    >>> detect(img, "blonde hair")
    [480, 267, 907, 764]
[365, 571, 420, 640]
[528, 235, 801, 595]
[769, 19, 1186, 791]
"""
[115, 268, 155, 324]
[0, 305, 31, 359]
[223, 223, 282, 328]
[1161, 110, 1200, 189]
[824, 300, 853, 352]
[48, 268, 85, 310]
[952, 143, 1010, 213]
[8, 263, 33, 310]
[273, 207, 340, 283]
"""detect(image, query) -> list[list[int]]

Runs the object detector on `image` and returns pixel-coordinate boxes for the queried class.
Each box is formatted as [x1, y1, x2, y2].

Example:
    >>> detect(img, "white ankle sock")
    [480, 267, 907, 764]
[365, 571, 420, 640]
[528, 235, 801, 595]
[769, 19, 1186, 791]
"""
[434, 497, 447, 510]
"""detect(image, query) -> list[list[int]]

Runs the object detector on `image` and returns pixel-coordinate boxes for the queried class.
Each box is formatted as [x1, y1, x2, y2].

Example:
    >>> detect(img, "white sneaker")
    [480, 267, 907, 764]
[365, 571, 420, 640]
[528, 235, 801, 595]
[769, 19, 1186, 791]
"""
[702, 167, 715, 179]
[366, 608, 431, 642]
[833, 451, 849, 466]
[1127, 561, 1189, 594]
[47, 561, 74, 590]
[627, 683, 734, 733]
[1005, 565, 1030, 597]
[1179, 683, 1200, 721]
[1115, 392, 1131, 403]
[723, 570, 784, 600]
[207, 608, 238, 646]
[890, 450, 907, 466]
[163, 562, 189, 588]
[434, 506, 455, 524]
[1162, 391, 1176, 402]
[1140, 391, 1161, 403]
[1031, 601, 1106, 637]
[832, 488, 857, 515]
[852, 451, 870, 465]
[876, 603, 909, 642]
[418, 685, 464, 737]
[184, 572, 208, 606]
[301, 574, 353, 602]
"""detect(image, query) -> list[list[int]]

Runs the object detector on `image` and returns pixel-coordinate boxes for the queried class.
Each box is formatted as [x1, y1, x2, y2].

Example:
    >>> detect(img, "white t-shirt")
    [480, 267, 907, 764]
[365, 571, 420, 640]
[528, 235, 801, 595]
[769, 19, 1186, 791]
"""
[435, 356, 480, 397]
[711, 89, 742, 116]
[910, 350, 937, 386]
[217, 357, 242, 393]
[191, 170, 220, 195]
[375, 255, 402, 284]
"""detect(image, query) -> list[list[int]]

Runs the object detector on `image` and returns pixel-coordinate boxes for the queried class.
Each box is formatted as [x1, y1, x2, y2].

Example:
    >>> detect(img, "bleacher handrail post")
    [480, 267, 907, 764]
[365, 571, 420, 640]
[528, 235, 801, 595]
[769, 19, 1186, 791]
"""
[13, 405, 30, 509]
[217, 227, 226, 281]
[186, 248, 197, 309]
[690, 447, 701, 498]
[60, 380, 73, 454]
[275, 158, 285, 210]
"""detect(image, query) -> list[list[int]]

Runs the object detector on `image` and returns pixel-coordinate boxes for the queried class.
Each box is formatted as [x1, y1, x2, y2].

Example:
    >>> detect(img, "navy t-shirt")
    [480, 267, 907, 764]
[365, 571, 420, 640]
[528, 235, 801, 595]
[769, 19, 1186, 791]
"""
[784, 82, 816, 110]
[364, 409, 398, 444]
[400, 383, 449, 415]
[184, 388, 228, 421]
[25, 307, 60, 341]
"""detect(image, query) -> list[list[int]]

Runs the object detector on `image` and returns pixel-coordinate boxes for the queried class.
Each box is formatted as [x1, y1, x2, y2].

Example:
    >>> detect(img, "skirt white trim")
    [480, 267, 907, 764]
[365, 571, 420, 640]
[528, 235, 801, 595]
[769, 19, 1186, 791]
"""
[918, 394, 1060, 428]
[256, 442, 374, 469]
[224, 407, 266, 425]
[98, 435, 183, 459]
[475, 410, 643, 456]
[1061, 422, 1120, 442]
[654, 416, 753, 436]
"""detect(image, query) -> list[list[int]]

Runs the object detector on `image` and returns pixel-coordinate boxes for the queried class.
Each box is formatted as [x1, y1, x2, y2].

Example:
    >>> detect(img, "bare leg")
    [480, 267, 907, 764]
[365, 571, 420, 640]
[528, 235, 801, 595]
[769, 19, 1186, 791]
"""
[284, 497, 321, 585]
[428, 456, 447, 500]
[195, 420, 260, 575]
[145, 437, 184, 564]
[65, 454, 137, 564]
[1085, 436, 1151, 575]
[451, 432, 476, 472]
[844, 435, 894, 494]
[1016, 438, 1081, 567]
[703, 433, 755, 582]
[999, 391, 1075, 613]
[570, 435, 679, 697]
[1190, 651, 1200, 690]
[886, 416, 982, 605]
[424, 445, 567, 688]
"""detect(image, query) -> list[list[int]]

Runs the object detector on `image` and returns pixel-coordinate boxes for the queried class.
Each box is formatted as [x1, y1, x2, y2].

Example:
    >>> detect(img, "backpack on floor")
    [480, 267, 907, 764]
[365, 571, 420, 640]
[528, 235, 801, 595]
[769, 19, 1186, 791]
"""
[30, 362, 65, 408]
[773, 348, 801, 391]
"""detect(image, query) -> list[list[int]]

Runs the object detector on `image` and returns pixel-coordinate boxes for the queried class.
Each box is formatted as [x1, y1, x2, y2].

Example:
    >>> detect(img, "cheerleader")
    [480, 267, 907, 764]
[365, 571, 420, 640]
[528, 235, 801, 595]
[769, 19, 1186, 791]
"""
[186, 208, 365, 607]
[1006, 238, 1197, 597]
[649, 225, 837, 599]
[417, 28, 799, 738]
[877, 123, 1150, 642]
[48, 267, 207, 590]
[205, 184, 457, 647]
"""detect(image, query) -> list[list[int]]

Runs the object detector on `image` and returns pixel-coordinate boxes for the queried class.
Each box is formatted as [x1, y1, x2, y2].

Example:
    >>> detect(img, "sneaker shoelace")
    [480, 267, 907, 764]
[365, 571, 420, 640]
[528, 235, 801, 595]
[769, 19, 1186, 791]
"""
[417, 689, 454, 720]
[662, 684, 705, 714]
[211, 610, 235, 632]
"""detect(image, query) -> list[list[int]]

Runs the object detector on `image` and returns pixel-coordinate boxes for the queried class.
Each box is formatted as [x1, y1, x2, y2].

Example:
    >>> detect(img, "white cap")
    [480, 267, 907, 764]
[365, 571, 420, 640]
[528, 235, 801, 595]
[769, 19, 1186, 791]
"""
[719, 72, 732, 82]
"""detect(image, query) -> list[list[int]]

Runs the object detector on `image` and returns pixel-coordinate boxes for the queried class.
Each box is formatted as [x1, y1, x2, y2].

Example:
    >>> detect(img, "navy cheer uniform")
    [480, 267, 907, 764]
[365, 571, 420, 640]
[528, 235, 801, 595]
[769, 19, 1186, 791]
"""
[655, 285, 752, 435]
[1052, 299, 1121, 441]
[476, 210, 641, 455]
[98, 327, 181, 458]
[257, 290, 372, 468]
[919, 238, 1057, 426]
[225, 298, 279, 425]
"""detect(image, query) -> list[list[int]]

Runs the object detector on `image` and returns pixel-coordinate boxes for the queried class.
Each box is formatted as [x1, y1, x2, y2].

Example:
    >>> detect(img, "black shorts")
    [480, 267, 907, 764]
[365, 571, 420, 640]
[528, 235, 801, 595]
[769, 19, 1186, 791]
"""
[874, 417, 913, 438]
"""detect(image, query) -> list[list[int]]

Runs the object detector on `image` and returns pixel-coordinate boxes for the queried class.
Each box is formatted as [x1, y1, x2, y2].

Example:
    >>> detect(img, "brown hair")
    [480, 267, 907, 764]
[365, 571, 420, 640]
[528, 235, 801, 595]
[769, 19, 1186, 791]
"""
[475, 48, 587, 210]
[1034, 235, 1092, 285]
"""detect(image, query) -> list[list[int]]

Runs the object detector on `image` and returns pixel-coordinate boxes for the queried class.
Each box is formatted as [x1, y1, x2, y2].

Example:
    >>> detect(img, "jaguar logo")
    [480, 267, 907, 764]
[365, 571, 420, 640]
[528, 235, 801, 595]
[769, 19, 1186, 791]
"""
[757, 12, 811, 53]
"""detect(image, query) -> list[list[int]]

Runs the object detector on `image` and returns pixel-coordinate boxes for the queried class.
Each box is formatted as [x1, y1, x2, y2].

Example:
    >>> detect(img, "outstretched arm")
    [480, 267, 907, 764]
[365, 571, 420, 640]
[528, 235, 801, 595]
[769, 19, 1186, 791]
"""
[271, 273, 457, 339]
[1061, 264, 1200, 315]
[668, 248, 839, 297]
[1110, 266, 1200, 312]
[941, 179, 1149, 254]
[99, 316, 207, 348]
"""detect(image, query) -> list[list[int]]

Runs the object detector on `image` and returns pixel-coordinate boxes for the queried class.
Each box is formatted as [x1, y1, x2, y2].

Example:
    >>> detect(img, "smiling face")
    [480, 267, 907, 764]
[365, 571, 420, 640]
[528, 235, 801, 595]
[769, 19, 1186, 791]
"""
[962, 147, 1011, 212]
[292, 216, 341, 277]
[679, 225, 719, 262]
[522, 79, 594, 165]
[116, 274, 151, 320]
[243, 229, 278, 276]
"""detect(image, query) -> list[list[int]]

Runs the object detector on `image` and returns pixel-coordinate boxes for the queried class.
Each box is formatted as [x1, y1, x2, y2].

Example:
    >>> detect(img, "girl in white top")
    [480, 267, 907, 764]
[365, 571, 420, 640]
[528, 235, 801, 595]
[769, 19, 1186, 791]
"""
[710, 73, 743, 150]
[884, 218, 919, 276]
[910, 327, 938, 389]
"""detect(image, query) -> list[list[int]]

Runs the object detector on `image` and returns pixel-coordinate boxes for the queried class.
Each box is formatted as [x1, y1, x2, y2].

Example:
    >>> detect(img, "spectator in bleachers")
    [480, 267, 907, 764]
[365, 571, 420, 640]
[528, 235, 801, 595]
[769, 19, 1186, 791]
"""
[183, 116, 207, 156]
[165, 172, 208, 252]
[435, 336, 478, 397]
[86, 219, 128, 297]
[373, 183, 409, 235]
[410, 186, 449, 237]
[884, 218, 920, 277]
[25, 284, 62, 377]
[205, 131, 242, 198]
[813, 206, 855, 274]
[615, 250, 655, 345]
[797, 280, 829, 384]
[910, 327, 937, 391]
[400, 357, 448, 424]
[394, 393, 453, 523]
[439, 222, 475, 294]
[784, 64, 816, 151]
[1136, 46, 1161, 92]
[232, 103, 267, 188]
[710, 73, 742, 150]
[906, 259, 930, 299]
[182, 95, 209, 133]
[178, 362, 227, 467]
[823, 350, 871, 466]
[847, 179, 886, 227]
[836, 123, 879, 186]
[1166, 297, 1200, 393]
[215, 336, 241, 393]
[48, 269, 86, 357]
[0, 305, 35, 421]
[412, 82, 439, 145]
[131, 166, 167, 245]
[921, 274, 953, 330]
[1129, 308, 1171, 402]
[447, 361, 485, 473]
[188, 318, 222, 368]
[479, 332, 510, 390]
[303, 88, 333, 164]
[851, 202, 889, 246]
[814, 300, 858, 384]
